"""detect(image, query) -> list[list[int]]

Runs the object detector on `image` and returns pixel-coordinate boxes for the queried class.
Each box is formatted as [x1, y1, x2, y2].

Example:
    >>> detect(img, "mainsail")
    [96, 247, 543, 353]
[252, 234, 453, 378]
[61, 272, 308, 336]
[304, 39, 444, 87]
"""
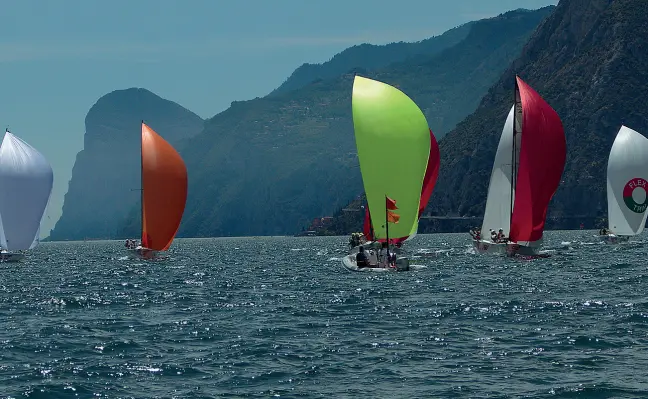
[0, 131, 53, 250]
[508, 76, 566, 244]
[352, 76, 430, 240]
[480, 106, 515, 236]
[363, 128, 440, 242]
[141, 123, 188, 251]
[606, 125, 648, 235]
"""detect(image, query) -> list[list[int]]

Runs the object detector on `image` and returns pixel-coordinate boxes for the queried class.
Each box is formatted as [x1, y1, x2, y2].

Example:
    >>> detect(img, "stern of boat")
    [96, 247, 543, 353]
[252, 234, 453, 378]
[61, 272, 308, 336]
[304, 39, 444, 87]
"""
[127, 247, 159, 260]
[0, 252, 25, 262]
[599, 234, 630, 244]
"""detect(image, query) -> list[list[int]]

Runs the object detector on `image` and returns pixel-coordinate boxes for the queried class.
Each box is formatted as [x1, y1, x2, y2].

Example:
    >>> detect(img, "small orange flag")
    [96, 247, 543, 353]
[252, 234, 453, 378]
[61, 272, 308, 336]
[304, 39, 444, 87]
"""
[386, 196, 398, 210]
[387, 210, 400, 223]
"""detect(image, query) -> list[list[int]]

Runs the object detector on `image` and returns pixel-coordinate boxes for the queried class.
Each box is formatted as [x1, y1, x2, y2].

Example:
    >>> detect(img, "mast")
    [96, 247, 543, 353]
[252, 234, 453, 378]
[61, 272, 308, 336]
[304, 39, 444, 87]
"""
[385, 195, 390, 255]
[140, 120, 144, 244]
[510, 78, 518, 230]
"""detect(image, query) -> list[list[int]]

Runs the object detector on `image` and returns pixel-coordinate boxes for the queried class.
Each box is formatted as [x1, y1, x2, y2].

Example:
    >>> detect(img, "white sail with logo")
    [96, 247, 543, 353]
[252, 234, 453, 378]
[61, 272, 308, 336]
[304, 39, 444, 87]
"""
[606, 125, 648, 236]
[0, 131, 53, 251]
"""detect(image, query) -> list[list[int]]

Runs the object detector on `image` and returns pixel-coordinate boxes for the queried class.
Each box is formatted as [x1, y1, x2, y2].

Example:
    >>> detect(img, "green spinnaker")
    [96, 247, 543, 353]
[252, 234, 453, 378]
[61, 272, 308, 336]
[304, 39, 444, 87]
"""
[352, 75, 431, 240]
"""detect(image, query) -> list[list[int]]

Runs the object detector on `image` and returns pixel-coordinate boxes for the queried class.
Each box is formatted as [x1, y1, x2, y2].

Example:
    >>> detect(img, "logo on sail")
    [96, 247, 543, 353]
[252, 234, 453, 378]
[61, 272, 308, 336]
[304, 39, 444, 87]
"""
[623, 178, 648, 213]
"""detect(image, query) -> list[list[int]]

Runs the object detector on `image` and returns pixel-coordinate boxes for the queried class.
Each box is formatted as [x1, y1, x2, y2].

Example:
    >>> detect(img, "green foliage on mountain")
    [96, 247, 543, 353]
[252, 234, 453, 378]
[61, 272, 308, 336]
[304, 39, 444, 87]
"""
[426, 0, 648, 226]
[173, 7, 552, 238]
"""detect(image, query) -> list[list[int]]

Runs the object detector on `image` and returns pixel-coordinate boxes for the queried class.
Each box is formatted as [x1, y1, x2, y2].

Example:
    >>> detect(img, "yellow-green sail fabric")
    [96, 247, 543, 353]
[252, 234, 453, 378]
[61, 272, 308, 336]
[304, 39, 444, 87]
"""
[352, 76, 431, 239]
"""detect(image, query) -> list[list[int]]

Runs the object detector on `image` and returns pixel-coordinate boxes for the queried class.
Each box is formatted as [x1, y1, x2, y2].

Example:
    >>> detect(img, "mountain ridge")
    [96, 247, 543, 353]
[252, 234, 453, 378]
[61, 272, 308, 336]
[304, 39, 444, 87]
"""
[51, 7, 555, 240]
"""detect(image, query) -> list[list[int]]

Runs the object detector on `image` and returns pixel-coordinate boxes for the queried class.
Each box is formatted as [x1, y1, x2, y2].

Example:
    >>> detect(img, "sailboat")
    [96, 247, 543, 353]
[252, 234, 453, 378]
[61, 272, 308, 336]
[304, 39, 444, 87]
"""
[472, 76, 566, 256]
[358, 128, 440, 250]
[126, 122, 188, 259]
[0, 129, 53, 262]
[599, 125, 648, 244]
[342, 76, 431, 272]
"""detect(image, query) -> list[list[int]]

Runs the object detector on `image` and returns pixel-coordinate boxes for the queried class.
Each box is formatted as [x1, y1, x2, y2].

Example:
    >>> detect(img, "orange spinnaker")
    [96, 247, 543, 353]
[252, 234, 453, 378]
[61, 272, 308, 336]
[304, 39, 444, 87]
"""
[141, 123, 188, 251]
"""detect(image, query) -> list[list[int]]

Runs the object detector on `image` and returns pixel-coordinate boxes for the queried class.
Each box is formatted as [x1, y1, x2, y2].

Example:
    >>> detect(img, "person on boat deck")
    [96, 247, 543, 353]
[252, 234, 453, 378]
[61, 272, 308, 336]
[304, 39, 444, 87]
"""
[379, 242, 392, 267]
[469, 227, 481, 240]
[359, 233, 367, 245]
[349, 233, 359, 248]
[356, 246, 370, 268]
[496, 228, 508, 243]
[490, 229, 497, 241]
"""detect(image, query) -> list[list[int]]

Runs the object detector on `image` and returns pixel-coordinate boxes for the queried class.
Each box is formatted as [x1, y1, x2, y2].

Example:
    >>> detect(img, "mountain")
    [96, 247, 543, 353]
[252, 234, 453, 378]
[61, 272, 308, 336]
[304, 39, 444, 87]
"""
[171, 7, 553, 237]
[271, 21, 474, 95]
[426, 0, 648, 229]
[51, 7, 554, 241]
[48, 89, 204, 241]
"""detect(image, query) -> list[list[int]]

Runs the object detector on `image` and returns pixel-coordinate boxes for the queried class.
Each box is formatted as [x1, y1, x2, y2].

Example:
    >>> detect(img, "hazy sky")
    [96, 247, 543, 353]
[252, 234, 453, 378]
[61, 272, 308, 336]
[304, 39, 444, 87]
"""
[0, 0, 557, 237]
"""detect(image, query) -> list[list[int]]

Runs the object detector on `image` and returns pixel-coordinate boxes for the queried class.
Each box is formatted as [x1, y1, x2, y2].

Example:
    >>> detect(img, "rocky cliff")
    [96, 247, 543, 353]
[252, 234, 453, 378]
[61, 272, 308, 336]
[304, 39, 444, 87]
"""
[427, 0, 648, 228]
[49, 88, 204, 240]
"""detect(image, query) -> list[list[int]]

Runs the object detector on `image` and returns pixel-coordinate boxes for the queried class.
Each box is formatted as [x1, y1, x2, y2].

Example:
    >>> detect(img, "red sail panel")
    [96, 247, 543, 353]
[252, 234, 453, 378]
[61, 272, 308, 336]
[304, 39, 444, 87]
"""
[418, 129, 440, 217]
[363, 206, 374, 240]
[141, 123, 188, 251]
[362, 129, 440, 244]
[509, 76, 566, 243]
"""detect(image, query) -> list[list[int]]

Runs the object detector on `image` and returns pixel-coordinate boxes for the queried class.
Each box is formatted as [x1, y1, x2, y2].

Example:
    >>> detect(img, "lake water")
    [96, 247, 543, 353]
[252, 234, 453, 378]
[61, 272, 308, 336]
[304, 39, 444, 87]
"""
[1, 230, 647, 398]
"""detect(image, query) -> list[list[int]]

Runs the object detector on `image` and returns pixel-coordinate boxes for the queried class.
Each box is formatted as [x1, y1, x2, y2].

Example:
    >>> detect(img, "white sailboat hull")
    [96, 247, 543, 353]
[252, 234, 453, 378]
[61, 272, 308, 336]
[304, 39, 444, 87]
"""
[473, 239, 507, 254]
[126, 246, 160, 260]
[599, 234, 630, 244]
[341, 254, 420, 272]
[473, 239, 541, 256]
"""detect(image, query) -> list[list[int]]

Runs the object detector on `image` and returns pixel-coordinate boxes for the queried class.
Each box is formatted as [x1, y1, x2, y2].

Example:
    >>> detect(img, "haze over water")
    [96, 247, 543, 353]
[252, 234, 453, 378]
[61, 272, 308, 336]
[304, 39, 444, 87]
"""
[1, 230, 646, 397]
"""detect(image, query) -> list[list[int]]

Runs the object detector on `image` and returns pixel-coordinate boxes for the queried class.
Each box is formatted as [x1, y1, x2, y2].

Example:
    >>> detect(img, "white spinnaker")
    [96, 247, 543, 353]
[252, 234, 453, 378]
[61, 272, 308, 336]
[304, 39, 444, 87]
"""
[481, 105, 515, 238]
[0, 132, 54, 250]
[606, 125, 648, 236]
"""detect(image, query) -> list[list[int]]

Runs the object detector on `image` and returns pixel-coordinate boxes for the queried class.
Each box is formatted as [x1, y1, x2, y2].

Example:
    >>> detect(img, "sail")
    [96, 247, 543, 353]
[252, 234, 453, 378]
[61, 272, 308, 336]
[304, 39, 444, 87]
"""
[606, 126, 648, 235]
[481, 105, 515, 237]
[352, 76, 430, 240]
[509, 76, 566, 244]
[141, 123, 188, 251]
[418, 129, 441, 217]
[363, 128, 440, 243]
[0, 132, 53, 251]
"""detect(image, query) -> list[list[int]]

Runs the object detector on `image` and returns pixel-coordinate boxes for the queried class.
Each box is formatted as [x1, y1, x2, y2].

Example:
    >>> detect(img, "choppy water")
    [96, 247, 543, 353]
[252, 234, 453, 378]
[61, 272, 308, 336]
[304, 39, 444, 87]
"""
[1, 231, 648, 398]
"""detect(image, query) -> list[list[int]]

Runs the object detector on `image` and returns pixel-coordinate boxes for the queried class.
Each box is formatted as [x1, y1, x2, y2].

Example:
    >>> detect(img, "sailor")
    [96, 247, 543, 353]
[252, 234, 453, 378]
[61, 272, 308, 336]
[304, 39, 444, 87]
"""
[497, 228, 507, 243]
[379, 242, 390, 267]
[356, 246, 369, 268]
[490, 229, 497, 241]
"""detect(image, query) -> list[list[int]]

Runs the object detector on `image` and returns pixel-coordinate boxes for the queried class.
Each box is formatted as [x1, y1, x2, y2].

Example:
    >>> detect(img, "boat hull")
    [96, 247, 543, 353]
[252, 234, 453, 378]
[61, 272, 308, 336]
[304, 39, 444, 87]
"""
[0, 252, 25, 262]
[341, 254, 420, 272]
[126, 247, 160, 260]
[473, 239, 507, 254]
[599, 234, 630, 244]
[473, 239, 541, 256]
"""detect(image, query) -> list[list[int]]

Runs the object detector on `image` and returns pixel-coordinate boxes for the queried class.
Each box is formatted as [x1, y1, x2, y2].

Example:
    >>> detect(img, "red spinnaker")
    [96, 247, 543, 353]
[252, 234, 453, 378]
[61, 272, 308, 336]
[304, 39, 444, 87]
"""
[363, 129, 440, 242]
[509, 76, 566, 243]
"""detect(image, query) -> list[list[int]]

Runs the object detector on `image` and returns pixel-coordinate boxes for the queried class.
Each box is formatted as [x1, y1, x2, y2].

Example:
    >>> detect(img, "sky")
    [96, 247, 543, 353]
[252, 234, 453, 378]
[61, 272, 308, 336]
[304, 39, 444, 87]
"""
[0, 0, 558, 237]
